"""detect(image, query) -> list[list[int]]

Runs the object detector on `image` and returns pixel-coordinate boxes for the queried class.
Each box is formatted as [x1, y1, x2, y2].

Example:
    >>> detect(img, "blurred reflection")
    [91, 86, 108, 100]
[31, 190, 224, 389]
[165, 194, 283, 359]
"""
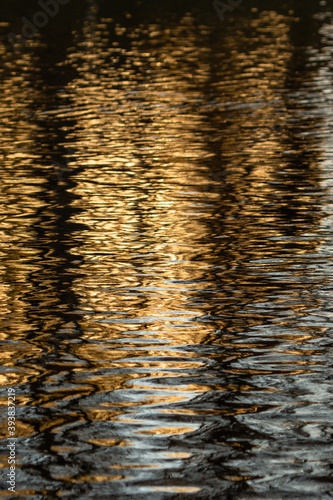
[0, 1, 333, 498]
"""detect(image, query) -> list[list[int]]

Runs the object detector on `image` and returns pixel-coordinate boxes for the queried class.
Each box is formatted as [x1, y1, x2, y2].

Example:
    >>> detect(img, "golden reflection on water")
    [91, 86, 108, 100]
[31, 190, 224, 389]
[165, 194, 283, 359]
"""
[0, 2, 332, 496]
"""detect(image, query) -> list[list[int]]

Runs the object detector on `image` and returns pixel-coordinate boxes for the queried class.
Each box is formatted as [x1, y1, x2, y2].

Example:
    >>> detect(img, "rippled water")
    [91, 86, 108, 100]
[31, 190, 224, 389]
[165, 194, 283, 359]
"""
[1, 0, 333, 498]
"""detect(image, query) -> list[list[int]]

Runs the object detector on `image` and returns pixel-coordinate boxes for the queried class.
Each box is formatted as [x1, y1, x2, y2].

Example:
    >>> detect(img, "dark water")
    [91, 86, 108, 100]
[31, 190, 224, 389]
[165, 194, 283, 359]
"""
[1, 0, 333, 498]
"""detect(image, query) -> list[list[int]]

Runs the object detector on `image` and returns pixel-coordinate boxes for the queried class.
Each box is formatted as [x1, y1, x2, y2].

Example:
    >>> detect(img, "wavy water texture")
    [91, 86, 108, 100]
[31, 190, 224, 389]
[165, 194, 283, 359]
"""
[0, 1, 333, 498]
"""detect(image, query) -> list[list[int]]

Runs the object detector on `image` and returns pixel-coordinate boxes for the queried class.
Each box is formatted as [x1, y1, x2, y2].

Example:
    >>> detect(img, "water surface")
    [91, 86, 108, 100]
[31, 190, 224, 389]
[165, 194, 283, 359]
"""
[1, 1, 333, 498]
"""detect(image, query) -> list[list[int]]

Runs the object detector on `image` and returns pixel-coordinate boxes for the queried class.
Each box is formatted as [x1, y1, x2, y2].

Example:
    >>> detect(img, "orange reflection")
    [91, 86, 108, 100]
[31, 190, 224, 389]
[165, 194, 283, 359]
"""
[0, 2, 329, 493]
